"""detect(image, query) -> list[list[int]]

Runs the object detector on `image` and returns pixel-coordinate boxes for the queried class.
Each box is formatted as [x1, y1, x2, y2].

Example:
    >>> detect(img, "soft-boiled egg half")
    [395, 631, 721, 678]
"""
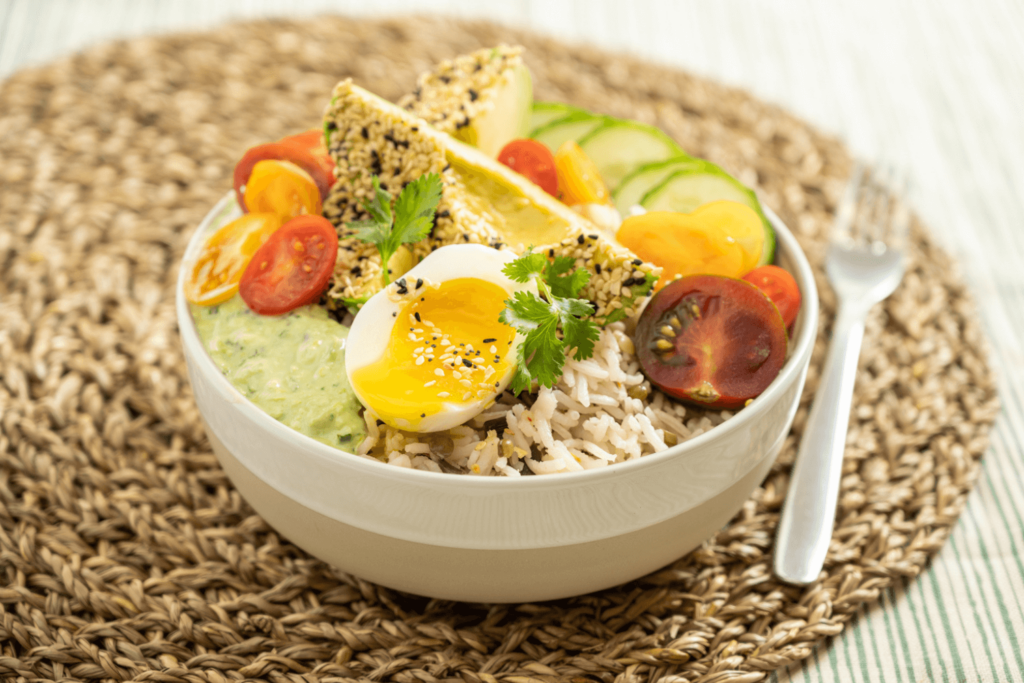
[345, 244, 537, 432]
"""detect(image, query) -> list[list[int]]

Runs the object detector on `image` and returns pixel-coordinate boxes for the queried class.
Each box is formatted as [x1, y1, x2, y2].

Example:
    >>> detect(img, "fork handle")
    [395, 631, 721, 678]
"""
[774, 303, 866, 585]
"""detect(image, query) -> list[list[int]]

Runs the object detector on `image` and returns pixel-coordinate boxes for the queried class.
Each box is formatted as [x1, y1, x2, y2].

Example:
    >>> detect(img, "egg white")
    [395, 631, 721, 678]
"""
[345, 244, 538, 433]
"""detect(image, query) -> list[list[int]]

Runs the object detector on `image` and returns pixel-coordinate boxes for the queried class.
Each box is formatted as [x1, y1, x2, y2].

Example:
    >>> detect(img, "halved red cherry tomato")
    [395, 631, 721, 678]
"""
[233, 141, 331, 212]
[185, 213, 282, 306]
[239, 215, 339, 315]
[498, 139, 559, 197]
[742, 265, 801, 329]
[635, 274, 787, 409]
[280, 129, 336, 187]
[244, 159, 322, 222]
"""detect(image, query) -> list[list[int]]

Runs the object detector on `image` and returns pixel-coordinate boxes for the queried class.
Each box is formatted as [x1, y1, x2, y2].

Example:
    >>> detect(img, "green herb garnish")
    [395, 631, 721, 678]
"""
[348, 173, 443, 285]
[499, 251, 601, 394]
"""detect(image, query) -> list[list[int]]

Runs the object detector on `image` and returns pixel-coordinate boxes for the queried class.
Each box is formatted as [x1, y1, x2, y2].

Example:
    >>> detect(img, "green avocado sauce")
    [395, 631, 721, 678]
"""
[191, 295, 366, 450]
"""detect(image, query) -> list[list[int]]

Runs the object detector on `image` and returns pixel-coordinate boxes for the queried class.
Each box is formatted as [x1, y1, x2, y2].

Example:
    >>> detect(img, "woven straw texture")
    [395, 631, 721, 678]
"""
[0, 16, 1000, 683]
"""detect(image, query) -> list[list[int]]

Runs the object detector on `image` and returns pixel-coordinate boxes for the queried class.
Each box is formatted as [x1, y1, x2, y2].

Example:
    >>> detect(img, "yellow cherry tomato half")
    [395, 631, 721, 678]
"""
[554, 140, 611, 206]
[615, 200, 765, 290]
[185, 212, 283, 306]
[244, 159, 322, 222]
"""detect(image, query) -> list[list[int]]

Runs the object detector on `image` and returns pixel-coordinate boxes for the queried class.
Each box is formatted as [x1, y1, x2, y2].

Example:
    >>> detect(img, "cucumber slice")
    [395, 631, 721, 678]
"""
[529, 102, 586, 135]
[576, 120, 685, 190]
[530, 111, 607, 153]
[641, 167, 776, 265]
[613, 156, 701, 214]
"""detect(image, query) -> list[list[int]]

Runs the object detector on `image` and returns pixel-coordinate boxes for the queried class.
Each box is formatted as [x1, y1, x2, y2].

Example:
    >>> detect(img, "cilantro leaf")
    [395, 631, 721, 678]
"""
[347, 219, 390, 245]
[393, 173, 442, 247]
[562, 314, 600, 360]
[511, 318, 564, 394]
[544, 255, 590, 298]
[502, 250, 548, 284]
[499, 290, 552, 332]
[498, 252, 601, 394]
[347, 173, 443, 285]
[362, 176, 393, 226]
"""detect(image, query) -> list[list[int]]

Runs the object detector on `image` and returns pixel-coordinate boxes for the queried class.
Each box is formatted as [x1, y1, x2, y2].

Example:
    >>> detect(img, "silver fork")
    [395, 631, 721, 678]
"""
[774, 163, 910, 585]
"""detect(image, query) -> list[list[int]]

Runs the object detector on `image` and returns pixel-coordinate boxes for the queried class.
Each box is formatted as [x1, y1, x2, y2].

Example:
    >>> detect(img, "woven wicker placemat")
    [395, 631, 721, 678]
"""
[0, 15, 999, 683]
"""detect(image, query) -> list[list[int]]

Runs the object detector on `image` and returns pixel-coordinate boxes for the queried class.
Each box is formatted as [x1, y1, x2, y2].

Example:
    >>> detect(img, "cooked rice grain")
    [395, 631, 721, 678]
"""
[357, 323, 732, 475]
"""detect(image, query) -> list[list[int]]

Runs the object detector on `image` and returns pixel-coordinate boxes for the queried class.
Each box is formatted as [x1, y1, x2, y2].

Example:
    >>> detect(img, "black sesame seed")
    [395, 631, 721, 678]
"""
[411, 126, 419, 132]
[468, 88, 478, 101]
[351, 266, 362, 277]
[548, 248, 554, 257]
[595, 263, 602, 274]
[588, 234, 599, 240]
[439, 75, 451, 84]
[376, 420, 384, 426]
[396, 278, 408, 294]
[421, 413, 426, 418]
[462, 359, 473, 368]
[416, 278, 423, 289]
[437, 209, 450, 218]
[577, 235, 585, 245]
[632, 258, 643, 266]
[361, 126, 368, 139]
[326, 121, 337, 130]
[414, 312, 421, 322]
[483, 338, 497, 343]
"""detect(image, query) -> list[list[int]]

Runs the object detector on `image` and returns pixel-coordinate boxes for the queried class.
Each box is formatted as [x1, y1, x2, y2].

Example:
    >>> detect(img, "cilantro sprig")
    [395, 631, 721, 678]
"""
[348, 174, 442, 285]
[499, 251, 601, 394]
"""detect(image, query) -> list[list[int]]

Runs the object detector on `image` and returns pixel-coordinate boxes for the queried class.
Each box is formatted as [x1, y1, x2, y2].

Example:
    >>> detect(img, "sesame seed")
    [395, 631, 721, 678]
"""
[483, 338, 497, 343]
[414, 312, 421, 322]
[462, 358, 473, 368]
[463, 392, 472, 401]
[453, 371, 462, 379]
[415, 356, 425, 366]
[425, 380, 436, 387]
[460, 379, 472, 388]
[489, 345, 497, 354]
[438, 392, 450, 398]
[434, 368, 444, 377]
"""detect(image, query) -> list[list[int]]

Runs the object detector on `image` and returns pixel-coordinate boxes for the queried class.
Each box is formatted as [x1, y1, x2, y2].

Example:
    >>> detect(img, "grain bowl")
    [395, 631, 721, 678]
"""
[177, 192, 818, 602]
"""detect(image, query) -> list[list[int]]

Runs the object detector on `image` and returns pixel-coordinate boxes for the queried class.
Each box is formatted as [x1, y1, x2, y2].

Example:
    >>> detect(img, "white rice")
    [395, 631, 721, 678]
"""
[355, 322, 732, 476]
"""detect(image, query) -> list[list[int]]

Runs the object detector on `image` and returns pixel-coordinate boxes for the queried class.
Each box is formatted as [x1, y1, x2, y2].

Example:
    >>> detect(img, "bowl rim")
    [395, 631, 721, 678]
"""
[177, 192, 819, 490]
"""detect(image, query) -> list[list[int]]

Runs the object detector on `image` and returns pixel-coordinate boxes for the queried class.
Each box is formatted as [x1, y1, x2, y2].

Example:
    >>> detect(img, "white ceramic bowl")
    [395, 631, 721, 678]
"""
[177, 193, 818, 603]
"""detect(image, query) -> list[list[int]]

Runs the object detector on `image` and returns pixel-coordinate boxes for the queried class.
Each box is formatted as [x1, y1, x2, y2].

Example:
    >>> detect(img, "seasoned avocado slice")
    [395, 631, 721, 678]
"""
[399, 45, 532, 158]
[322, 80, 660, 324]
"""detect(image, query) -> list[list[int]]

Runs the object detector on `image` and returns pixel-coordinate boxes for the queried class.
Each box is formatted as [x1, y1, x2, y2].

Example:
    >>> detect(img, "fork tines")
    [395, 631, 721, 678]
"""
[834, 163, 910, 252]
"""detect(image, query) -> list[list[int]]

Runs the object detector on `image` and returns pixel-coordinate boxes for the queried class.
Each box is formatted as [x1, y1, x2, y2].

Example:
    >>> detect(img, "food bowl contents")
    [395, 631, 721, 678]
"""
[186, 44, 804, 475]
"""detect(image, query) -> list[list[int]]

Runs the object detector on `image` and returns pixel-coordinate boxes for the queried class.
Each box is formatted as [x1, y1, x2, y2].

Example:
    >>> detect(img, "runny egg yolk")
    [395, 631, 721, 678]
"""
[350, 277, 517, 428]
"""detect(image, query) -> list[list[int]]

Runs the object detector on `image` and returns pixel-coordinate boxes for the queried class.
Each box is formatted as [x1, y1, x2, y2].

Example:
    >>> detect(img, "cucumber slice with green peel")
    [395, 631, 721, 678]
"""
[641, 167, 776, 266]
[529, 102, 587, 135]
[576, 120, 686, 190]
[530, 111, 607, 153]
[613, 156, 701, 214]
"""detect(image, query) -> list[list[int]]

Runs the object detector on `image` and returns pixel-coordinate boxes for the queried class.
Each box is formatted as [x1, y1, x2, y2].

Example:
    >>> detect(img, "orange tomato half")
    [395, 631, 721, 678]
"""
[616, 201, 765, 290]
[244, 159, 322, 222]
[185, 212, 283, 306]
[554, 140, 610, 206]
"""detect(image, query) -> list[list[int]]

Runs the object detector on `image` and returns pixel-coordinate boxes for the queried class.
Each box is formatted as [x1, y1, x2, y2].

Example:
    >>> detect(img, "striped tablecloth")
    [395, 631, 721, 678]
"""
[3, 1, 1022, 680]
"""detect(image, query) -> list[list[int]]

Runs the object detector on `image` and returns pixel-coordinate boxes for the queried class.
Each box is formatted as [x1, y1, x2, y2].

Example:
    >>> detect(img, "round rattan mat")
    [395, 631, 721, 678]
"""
[0, 15, 999, 683]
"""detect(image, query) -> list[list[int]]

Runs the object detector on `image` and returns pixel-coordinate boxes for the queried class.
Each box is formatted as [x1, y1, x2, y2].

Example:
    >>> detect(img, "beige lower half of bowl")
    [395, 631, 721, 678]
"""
[208, 427, 776, 603]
